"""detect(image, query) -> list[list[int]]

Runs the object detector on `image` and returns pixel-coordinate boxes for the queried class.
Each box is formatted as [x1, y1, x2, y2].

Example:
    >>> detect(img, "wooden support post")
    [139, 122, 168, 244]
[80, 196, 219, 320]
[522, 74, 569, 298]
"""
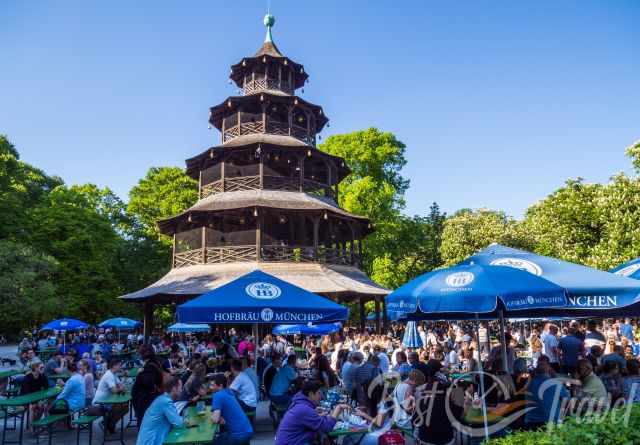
[172, 234, 176, 268]
[256, 212, 262, 261]
[221, 156, 225, 192]
[259, 149, 264, 188]
[198, 170, 202, 199]
[299, 155, 305, 192]
[382, 299, 388, 334]
[375, 297, 381, 334]
[359, 298, 366, 333]
[143, 302, 154, 342]
[201, 226, 206, 264]
[312, 216, 320, 260]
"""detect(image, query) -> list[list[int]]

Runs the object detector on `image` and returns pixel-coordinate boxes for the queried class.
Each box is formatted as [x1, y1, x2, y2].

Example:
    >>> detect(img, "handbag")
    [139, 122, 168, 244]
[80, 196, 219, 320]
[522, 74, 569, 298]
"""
[378, 431, 405, 445]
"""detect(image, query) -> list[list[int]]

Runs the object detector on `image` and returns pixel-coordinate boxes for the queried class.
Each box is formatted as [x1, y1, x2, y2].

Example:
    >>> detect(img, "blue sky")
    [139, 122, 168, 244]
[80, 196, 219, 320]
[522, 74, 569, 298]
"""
[2, 1, 638, 218]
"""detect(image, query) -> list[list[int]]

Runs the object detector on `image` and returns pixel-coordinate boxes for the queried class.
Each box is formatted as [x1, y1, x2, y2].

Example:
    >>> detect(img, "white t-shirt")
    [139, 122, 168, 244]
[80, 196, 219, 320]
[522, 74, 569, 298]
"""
[93, 370, 120, 404]
[230, 371, 257, 408]
[541, 332, 559, 363]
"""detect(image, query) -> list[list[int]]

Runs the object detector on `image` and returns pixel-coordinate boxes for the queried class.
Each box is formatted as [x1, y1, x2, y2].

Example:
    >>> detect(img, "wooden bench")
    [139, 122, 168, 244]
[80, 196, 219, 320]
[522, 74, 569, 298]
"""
[32, 413, 69, 445]
[71, 415, 100, 445]
[0, 406, 25, 431]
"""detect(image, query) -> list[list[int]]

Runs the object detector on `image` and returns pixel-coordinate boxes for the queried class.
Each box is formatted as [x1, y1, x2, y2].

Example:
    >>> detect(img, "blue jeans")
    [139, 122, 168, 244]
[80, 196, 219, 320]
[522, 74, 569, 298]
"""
[212, 431, 252, 445]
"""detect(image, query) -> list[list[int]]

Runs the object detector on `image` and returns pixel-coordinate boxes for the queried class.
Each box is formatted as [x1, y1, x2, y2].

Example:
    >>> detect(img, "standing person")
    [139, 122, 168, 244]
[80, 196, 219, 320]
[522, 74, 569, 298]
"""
[132, 345, 165, 423]
[541, 324, 560, 373]
[558, 322, 585, 376]
[80, 359, 95, 407]
[373, 345, 390, 373]
[478, 322, 490, 355]
[136, 377, 184, 445]
[229, 360, 258, 413]
[584, 320, 606, 352]
[620, 318, 634, 342]
[209, 373, 253, 445]
[489, 333, 515, 375]
[275, 381, 349, 445]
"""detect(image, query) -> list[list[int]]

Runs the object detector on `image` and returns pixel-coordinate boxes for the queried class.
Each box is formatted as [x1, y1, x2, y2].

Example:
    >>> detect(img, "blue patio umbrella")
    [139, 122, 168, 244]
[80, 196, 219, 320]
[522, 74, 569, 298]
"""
[610, 257, 640, 280]
[177, 270, 349, 324]
[402, 321, 423, 348]
[41, 318, 88, 331]
[367, 310, 404, 321]
[463, 244, 640, 317]
[386, 263, 568, 320]
[167, 323, 211, 333]
[272, 322, 342, 336]
[98, 318, 140, 330]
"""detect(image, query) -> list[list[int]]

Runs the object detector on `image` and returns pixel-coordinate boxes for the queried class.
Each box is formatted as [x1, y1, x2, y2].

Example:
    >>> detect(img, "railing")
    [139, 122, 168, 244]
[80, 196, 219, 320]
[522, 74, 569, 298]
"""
[200, 175, 334, 199]
[172, 245, 359, 268]
[243, 78, 293, 95]
[223, 118, 314, 146]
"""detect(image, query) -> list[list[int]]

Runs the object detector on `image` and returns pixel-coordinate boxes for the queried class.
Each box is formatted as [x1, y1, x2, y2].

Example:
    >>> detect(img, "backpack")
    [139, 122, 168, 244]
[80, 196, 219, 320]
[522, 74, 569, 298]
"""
[378, 431, 405, 445]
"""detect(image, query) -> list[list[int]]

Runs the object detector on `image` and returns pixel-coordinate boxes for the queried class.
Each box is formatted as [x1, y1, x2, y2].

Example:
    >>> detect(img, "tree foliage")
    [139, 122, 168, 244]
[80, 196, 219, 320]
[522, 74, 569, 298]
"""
[127, 167, 198, 242]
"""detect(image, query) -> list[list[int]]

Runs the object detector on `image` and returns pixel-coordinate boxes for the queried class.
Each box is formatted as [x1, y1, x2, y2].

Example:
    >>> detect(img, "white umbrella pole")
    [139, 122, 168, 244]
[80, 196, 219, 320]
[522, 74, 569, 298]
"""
[475, 313, 489, 442]
[498, 310, 509, 373]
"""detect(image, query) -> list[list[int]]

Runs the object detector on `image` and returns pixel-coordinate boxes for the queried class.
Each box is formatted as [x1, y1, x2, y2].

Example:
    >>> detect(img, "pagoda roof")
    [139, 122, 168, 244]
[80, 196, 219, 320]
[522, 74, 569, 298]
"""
[209, 93, 328, 131]
[184, 134, 350, 181]
[119, 262, 389, 303]
[157, 189, 371, 235]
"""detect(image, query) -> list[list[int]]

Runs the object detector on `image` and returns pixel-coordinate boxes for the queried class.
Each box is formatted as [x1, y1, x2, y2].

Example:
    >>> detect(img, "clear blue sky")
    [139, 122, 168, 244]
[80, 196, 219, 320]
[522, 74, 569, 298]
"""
[2, 1, 638, 218]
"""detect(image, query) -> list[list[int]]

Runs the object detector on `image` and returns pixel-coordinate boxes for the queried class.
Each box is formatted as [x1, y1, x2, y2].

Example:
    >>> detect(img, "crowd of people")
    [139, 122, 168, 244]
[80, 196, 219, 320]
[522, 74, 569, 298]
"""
[6, 317, 640, 444]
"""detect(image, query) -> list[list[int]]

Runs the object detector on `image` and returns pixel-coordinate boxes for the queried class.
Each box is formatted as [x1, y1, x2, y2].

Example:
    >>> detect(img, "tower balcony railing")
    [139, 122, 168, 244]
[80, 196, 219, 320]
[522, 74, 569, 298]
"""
[172, 244, 360, 269]
[223, 119, 315, 146]
[243, 78, 293, 96]
[200, 175, 335, 200]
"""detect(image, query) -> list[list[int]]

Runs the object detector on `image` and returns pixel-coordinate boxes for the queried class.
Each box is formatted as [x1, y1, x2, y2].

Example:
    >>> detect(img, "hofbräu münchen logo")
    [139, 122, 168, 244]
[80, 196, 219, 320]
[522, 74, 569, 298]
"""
[245, 282, 282, 299]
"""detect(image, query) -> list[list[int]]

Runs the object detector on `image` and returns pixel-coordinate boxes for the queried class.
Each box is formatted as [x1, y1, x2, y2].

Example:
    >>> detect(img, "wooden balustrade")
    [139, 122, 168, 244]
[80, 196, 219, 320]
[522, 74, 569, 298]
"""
[243, 78, 293, 95]
[201, 175, 333, 199]
[223, 118, 313, 145]
[172, 245, 358, 268]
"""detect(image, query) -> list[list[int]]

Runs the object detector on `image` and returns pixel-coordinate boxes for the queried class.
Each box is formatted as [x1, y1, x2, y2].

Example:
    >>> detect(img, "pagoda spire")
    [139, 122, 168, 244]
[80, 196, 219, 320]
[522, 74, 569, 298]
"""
[255, 13, 283, 57]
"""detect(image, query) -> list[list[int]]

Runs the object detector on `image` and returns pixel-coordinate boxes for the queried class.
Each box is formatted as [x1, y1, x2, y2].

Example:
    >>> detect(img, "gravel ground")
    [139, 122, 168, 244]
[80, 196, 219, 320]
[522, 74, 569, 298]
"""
[0, 344, 276, 444]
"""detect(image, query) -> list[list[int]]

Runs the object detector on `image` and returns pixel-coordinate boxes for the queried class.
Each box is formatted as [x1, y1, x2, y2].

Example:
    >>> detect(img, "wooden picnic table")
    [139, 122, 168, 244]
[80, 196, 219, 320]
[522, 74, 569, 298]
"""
[95, 392, 132, 445]
[0, 387, 61, 445]
[164, 406, 219, 445]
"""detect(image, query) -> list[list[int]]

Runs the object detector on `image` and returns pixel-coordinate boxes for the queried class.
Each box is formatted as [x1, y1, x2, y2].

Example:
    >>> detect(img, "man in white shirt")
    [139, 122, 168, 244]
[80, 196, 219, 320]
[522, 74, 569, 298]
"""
[541, 324, 560, 372]
[418, 326, 428, 349]
[229, 360, 257, 412]
[93, 358, 127, 434]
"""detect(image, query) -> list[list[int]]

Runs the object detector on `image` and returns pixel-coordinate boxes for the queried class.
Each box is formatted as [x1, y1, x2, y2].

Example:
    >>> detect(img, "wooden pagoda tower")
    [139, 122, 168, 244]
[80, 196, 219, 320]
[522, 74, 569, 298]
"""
[121, 15, 388, 335]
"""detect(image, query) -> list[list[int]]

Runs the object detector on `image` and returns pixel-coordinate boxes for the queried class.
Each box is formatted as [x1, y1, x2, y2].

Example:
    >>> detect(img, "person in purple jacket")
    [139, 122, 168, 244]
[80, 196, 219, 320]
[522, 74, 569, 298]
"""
[275, 381, 351, 445]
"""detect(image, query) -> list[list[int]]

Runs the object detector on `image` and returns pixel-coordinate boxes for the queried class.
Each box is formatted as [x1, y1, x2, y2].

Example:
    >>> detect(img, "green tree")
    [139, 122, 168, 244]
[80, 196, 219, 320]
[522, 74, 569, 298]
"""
[319, 128, 409, 221]
[440, 208, 532, 266]
[0, 135, 62, 240]
[127, 167, 198, 242]
[371, 203, 446, 288]
[0, 240, 58, 338]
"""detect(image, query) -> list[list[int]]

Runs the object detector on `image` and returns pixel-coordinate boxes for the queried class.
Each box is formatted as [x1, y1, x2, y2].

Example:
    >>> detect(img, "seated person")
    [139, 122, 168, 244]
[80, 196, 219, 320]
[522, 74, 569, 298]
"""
[180, 362, 207, 403]
[210, 373, 253, 445]
[93, 358, 127, 434]
[44, 351, 66, 387]
[262, 355, 280, 397]
[275, 380, 350, 445]
[52, 361, 86, 413]
[136, 376, 184, 445]
[21, 362, 50, 421]
[269, 355, 297, 406]
[525, 359, 569, 430]
[229, 360, 258, 413]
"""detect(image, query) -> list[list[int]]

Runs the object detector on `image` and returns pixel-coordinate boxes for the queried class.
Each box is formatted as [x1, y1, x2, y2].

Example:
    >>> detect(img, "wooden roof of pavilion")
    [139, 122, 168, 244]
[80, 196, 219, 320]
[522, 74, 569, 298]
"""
[209, 93, 328, 131]
[120, 262, 389, 304]
[157, 189, 372, 235]
[184, 134, 351, 181]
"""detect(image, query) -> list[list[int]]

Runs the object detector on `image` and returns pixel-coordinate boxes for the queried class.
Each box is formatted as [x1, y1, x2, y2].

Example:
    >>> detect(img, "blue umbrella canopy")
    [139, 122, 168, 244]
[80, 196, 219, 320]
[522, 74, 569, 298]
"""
[387, 263, 567, 320]
[272, 322, 341, 336]
[611, 257, 640, 280]
[167, 323, 210, 333]
[402, 321, 423, 348]
[177, 270, 349, 324]
[366, 311, 404, 321]
[98, 318, 140, 330]
[41, 318, 88, 331]
[464, 244, 640, 316]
